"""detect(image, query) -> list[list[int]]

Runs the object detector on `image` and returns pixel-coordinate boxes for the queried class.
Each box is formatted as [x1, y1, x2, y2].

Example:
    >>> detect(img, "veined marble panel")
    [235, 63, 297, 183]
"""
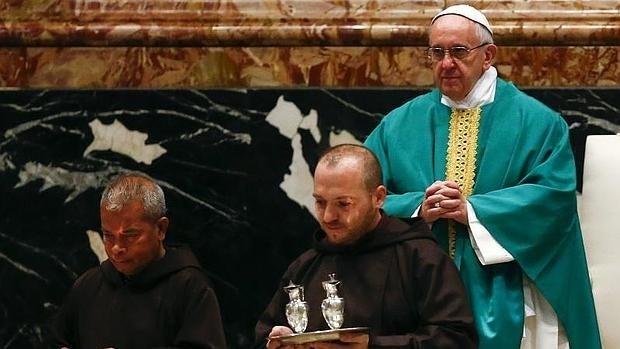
[0, 46, 617, 88]
[0, 88, 617, 348]
[0, 0, 617, 45]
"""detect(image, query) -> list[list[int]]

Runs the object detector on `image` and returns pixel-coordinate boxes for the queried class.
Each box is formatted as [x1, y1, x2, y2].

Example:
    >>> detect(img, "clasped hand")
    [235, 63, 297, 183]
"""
[421, 181, 468, 225]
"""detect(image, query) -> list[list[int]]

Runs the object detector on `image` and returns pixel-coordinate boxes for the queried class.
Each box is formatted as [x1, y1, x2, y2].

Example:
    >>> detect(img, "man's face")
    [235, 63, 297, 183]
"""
[101, 200, 168, 276]
[313, 160, 385, 245]
[429, 15, 495, 101]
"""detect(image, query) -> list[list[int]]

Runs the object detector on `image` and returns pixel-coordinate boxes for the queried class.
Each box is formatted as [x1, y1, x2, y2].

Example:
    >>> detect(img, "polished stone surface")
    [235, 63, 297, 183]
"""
[2, 1, 617, 88]
[0, 88, 617, 348]
[1, 0, 618, 45]
[0, 46, 618, 88]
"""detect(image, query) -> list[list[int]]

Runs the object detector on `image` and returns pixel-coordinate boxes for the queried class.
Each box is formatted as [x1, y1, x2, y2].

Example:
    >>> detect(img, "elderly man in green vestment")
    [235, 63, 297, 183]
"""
[364, 4, 601, 349]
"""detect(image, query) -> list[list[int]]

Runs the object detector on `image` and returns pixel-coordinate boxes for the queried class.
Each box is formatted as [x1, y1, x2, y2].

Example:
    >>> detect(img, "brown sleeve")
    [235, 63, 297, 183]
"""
[370, 240, 477, 349]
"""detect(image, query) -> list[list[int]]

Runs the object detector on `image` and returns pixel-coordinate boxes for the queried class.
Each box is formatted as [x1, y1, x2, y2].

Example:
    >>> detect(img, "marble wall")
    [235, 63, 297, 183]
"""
[1, 87, 618, 349]
[0, 46, 618, 88]
[0, 0, 618, 88]
[0, 1, 618, 348]
[1, 0, 618, 46]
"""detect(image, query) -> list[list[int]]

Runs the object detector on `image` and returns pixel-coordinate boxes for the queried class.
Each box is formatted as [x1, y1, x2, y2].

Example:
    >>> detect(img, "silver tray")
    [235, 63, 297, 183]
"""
[270, 327, 369, 345]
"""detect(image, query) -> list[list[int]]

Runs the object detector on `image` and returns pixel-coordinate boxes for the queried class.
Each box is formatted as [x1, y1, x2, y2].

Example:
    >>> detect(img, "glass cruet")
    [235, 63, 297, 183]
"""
[284, 280, 309, 333]
[321, 273, 344, 329]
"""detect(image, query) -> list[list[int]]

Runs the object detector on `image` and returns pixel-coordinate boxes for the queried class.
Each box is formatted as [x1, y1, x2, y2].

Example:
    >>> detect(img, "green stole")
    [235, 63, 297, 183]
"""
[444, 105, 525, 349]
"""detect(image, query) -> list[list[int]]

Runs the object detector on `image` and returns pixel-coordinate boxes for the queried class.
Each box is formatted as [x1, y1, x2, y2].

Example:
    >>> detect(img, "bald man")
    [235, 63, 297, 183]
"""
[256, 144, 477, 349]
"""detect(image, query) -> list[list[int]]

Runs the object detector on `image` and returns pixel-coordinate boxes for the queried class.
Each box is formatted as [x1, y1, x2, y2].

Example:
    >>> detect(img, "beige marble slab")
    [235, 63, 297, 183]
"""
[0, 0, 617, 45]
[0, 46, 617, 88]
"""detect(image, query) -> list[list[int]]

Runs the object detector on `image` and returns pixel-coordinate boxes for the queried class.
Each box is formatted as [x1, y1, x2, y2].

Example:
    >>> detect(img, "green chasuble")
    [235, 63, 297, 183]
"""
[364, 78, 601, 349]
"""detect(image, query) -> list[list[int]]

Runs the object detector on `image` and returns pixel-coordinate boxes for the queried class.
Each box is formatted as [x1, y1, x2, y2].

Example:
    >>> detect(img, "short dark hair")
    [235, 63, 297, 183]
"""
[317, 144, 383, 190]
[100, 172, 166, 220]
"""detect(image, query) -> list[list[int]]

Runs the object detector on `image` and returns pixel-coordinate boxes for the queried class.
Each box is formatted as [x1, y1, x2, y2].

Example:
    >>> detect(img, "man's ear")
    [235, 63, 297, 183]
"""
[483, 44, 497, 69]
[156, 216, 169, 240]
[374, 185, 387, 208]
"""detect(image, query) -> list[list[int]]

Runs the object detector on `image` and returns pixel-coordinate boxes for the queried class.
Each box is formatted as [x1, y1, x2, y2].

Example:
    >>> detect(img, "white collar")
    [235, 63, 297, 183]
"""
[441, 66, 497, 109]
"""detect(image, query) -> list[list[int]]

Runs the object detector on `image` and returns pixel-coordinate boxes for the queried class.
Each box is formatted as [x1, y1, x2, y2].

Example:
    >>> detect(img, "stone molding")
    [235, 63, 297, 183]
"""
[1, 0, 618, 46]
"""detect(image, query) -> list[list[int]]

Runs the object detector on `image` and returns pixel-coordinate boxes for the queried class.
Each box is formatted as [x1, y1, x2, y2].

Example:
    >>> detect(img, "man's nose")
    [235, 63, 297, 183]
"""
[440, 53, 456, 67]
[322, 204, 339, 222]
[110, 241, 126, 255]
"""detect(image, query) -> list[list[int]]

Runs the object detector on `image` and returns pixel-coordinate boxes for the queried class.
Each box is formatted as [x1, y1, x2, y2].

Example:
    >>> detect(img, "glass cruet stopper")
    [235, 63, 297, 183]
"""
[321, 273, 344, 329]
[284, 280, 309, 333]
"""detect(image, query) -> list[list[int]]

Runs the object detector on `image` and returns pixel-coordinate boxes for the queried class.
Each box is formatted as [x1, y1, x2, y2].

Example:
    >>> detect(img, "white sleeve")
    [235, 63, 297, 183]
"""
[466, 201, 514, 265]
[411, 205, 421, 217]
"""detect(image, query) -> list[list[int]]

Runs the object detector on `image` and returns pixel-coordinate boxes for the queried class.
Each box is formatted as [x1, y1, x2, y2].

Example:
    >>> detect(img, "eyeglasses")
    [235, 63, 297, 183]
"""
[426, 43, 490, 62]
